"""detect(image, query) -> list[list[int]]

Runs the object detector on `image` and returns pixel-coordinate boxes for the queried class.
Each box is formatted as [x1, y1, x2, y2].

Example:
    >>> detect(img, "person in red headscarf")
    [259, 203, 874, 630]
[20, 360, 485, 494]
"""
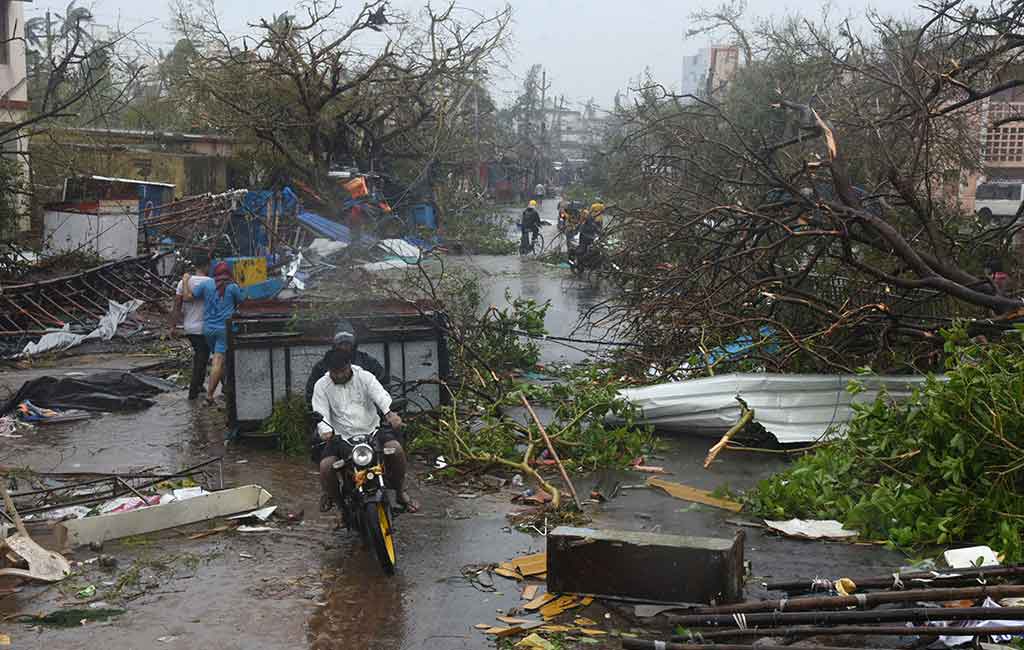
[183, 261, 245, 404]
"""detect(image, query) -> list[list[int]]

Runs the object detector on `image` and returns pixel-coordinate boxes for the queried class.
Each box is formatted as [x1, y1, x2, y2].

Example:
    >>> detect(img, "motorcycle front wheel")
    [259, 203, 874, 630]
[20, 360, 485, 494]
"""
[365, 501, 397, 575]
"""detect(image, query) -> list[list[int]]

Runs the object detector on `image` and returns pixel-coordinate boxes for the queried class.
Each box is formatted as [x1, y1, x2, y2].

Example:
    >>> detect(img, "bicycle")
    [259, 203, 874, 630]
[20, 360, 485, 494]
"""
[518, 226, 545, 256]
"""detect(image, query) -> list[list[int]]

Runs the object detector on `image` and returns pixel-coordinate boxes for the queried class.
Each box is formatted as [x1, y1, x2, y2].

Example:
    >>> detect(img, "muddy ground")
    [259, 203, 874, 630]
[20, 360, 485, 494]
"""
[0, 200, 903, 649]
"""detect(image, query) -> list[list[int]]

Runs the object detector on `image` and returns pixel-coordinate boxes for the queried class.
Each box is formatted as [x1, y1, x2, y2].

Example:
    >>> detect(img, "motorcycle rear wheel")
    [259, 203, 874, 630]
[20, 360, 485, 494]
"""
[366, 501, 396, 575]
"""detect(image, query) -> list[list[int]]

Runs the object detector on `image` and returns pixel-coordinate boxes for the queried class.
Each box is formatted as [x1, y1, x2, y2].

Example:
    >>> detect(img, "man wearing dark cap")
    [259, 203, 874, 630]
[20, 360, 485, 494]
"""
[305, 320, 387, 408]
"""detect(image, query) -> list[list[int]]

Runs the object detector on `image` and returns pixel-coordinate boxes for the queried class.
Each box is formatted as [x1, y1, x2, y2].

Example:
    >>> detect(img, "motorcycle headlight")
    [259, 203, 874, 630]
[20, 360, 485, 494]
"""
[351, 443, 374, 467]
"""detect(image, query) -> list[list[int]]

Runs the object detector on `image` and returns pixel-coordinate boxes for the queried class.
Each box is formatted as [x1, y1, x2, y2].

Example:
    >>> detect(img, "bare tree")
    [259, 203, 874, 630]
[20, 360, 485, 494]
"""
[172, 0, 511, 206]
[595, 0, 1024, 373]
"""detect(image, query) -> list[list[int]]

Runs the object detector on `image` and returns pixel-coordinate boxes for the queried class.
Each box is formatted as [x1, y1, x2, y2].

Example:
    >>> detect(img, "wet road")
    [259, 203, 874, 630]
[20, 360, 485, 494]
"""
[0, 204, 901, 649]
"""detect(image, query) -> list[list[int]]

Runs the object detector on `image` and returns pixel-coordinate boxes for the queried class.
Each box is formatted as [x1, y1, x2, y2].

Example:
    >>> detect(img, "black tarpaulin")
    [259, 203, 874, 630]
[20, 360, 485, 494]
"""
[1, 372, 175, 415]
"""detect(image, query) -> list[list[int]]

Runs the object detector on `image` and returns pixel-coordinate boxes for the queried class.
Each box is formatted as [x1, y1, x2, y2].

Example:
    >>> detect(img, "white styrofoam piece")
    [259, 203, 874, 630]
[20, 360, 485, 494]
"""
[945, 546, 1000, 569]
[58, 485, 273, 548]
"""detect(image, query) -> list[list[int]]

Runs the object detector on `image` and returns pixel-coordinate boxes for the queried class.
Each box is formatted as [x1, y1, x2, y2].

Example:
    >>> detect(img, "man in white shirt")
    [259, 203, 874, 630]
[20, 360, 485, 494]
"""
[168, 255, 210, 400]
[312, 348, 419, 513]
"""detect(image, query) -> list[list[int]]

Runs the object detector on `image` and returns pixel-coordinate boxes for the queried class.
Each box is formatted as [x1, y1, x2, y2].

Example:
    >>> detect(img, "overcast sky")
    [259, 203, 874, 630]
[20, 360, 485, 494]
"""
[28, 0, 932, 111]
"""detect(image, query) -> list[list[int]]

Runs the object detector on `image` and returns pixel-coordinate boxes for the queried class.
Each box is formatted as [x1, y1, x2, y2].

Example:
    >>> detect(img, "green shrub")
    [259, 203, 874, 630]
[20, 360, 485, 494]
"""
[747, 326, 1024, 560]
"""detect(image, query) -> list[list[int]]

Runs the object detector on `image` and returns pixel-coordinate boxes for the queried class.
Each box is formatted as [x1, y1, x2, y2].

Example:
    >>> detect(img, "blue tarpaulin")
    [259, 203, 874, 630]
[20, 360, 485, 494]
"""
[297, 210, 353, 243]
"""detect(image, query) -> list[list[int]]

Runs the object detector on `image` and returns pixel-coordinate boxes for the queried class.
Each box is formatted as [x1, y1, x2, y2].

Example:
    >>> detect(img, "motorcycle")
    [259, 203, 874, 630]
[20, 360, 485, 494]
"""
[310, 402, 406, 575]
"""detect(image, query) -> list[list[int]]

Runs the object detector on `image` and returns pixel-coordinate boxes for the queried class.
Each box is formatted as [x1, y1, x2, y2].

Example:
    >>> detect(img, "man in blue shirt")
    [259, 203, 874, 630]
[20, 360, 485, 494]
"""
[184, 261, 244, 404]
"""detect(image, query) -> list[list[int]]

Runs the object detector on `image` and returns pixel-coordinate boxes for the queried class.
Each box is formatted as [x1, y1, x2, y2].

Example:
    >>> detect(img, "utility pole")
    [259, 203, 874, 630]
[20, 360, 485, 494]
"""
[45, 10, 52, 68]
[473, 79, 481, 189]
[538, 67, 550, 186]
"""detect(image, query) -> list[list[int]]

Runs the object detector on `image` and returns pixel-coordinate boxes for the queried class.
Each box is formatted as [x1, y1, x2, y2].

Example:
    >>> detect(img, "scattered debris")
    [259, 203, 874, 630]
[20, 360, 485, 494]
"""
[646, 477, 743, 512]
[515, 632, 556, 649]
[764, 518, 859, 540]
[0, 482, 71, 583]
[75, 585, 96, 599]
[522, 585, 540, 601]
[590, 471, 622, 502]
[494, 552, 546, 580]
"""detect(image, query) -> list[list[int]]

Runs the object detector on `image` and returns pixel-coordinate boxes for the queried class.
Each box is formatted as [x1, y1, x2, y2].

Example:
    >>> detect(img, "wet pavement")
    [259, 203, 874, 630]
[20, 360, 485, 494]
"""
[0, 201, 901, 649]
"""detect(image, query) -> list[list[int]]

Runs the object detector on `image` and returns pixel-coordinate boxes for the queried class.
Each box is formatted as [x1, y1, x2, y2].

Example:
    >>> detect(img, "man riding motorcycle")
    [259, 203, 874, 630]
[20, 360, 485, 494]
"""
[305, 321, 386, 409]
[520, 200, 542, 254]
[311, 347, 419, 515]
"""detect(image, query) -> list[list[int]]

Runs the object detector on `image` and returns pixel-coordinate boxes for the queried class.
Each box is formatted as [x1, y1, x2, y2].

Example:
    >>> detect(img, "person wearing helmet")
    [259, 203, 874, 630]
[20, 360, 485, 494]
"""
[520, 199, 542, 254]
[305, 320, 387, 409]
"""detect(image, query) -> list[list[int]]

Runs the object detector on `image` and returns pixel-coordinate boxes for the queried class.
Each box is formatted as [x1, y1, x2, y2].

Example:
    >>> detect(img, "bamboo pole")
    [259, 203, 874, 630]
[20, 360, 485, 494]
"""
[766, 565, 1024, 593]
[519, 393, 581, 509]
[684, 584, 1024, 615]
[674, 625, 1024, 640]
[624, 642, 903, 650]
[674, 606, 1024, 629]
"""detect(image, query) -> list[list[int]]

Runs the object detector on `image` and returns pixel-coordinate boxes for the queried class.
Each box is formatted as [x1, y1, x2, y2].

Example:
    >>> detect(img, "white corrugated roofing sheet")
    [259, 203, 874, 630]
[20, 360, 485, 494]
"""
[617, 373, 934, 444]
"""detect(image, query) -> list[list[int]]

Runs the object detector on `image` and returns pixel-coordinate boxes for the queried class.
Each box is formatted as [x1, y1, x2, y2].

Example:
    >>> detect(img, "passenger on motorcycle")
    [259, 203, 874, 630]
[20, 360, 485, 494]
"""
[304, 320, 386, 409]
[312, 348, 420, 514]
[520, 200, 542, 253]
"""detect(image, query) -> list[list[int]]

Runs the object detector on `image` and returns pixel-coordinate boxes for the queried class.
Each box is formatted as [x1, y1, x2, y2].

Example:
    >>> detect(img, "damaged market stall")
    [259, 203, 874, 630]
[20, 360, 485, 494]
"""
[225, 300, 449, 431]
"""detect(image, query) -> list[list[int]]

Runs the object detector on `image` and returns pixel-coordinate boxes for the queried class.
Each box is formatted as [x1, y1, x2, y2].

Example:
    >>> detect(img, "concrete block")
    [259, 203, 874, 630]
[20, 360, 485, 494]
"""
[546, 526, 745, 604]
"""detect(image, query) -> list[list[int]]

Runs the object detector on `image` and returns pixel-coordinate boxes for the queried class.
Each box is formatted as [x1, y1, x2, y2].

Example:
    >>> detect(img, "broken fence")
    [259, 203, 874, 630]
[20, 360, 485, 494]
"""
[0, 255, 173, 339]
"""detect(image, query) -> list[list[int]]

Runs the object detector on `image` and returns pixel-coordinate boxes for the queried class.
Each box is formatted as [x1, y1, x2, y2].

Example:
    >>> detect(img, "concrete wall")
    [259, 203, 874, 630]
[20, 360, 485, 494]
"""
[0, 0, 28, 105]
[0, 0, 29, 233]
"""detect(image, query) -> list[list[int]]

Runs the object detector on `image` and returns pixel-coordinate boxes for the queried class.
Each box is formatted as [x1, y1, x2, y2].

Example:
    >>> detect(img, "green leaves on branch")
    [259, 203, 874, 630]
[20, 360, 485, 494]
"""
[747, 326, 1024, 560]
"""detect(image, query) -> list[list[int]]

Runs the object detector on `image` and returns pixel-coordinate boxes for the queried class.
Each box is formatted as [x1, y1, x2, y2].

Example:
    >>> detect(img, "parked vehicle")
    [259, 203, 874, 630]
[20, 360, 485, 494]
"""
[975, 181, 1024, 220]
[311, 401, 407, 575]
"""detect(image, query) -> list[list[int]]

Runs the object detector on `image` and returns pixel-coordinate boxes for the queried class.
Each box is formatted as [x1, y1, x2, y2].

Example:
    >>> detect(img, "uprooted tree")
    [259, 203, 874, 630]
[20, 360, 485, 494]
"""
[593, 0, 1024, 373]
[172, 0, 511, 208]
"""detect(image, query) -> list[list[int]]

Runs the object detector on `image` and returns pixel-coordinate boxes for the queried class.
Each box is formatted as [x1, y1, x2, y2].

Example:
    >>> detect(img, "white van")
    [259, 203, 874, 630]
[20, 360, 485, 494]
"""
[975, 181, 1024, 219]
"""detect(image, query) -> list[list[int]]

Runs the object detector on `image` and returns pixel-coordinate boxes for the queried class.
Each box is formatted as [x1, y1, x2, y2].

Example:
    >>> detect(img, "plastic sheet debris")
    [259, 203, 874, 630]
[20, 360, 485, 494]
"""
[930, 598, 1024, 646]
[1, 372, 173, 416]
[18, 299, 143, 358]
[764, 519, 859, 540]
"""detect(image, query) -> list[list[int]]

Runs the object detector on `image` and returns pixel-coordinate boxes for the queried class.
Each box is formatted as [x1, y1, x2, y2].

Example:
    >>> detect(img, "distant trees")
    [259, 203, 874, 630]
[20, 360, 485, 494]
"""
[171, 0, 511, 202]
[595, 0, 1024, 373]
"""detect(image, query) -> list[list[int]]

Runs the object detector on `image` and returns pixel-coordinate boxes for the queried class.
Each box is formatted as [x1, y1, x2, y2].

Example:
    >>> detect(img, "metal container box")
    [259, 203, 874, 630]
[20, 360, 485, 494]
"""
[226, 302, 448, 430]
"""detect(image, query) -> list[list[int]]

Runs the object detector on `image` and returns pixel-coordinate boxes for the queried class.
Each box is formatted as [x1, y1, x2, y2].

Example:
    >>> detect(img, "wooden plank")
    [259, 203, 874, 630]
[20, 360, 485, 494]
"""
[524, 592, 557, 611]
[646, 477, 742, 512]
[522, 585, 540, 601]
[57, 485, 273, 548]
[502, 552, 547, 576]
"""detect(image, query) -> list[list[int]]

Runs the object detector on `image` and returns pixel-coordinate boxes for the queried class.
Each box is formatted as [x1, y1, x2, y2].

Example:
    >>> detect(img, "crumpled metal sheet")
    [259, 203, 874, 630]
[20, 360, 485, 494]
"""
[616, 373, 934, 443]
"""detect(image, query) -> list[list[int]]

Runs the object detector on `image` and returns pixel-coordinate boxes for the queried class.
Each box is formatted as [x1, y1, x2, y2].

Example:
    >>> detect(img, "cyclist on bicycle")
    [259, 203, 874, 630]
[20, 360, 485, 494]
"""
[520, 199, 542, 254]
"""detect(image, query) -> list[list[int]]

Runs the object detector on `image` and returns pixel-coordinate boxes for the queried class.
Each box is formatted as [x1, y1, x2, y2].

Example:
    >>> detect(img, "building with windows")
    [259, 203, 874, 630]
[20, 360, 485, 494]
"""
[680, 44, 741, 101]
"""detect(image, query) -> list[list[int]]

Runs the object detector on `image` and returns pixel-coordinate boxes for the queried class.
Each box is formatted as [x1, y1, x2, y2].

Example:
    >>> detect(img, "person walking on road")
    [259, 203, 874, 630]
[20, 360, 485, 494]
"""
[533, 182, 546, 206]
[168, 255, 211, 400]
[183, 261, 245, 405]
